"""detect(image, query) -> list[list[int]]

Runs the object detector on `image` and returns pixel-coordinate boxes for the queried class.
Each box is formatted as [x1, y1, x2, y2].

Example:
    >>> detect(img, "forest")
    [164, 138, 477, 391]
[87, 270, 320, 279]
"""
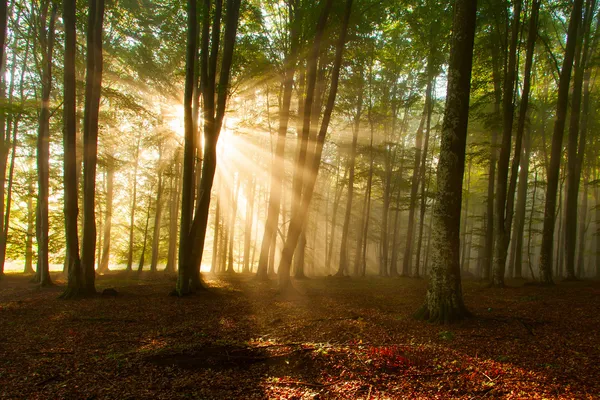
[1, 0, 600, 398]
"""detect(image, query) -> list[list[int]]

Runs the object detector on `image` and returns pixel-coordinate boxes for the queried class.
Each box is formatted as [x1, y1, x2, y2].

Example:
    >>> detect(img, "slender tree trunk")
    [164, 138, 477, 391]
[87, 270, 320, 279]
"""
[256, 1, 299, 280]
[338, 69, 363, 276]
[492, 0, 522, 287]
[137, 192, 152, 272]
[416, 0, 476, 323]
[243, 176, 255, 273]
[403, 101, 429, 276]
[80, 0, 105, 293]
[98, 164, 114, 273]
[226, 178, 240, 273]
[24, 178, 34, 274]
[211, 192, 221, 274]
[356, 124, 374, 276]
[527, 169, 538, 280]
[150, 169, 164, 272]
[577, 172, 588, 277]
[277, 0, 352, 292]
[415, 77, 435, 277]
[509, 125, 532, 279]
[178, 0, 241, 294]
[126, 135, 141, 271]
[564, 0, 595, 280]
[539, 0, 584, 284]
[460, 158, 472, 271]
[165, 158, 181, 274]
[36, 1, 58, 287]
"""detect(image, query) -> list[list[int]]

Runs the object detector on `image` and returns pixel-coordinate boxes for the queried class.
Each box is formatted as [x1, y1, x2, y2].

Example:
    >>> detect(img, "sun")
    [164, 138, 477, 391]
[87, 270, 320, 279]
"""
[165, 104, 185, 138]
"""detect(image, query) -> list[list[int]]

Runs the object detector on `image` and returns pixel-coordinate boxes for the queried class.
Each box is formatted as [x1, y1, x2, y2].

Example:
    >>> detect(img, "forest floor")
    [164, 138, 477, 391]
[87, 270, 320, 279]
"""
[0, 272, 599, 399]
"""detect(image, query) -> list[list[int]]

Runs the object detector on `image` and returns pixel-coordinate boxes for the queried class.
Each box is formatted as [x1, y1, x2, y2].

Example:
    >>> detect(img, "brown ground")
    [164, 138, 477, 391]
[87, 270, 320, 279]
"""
[0, 272, 599, 399]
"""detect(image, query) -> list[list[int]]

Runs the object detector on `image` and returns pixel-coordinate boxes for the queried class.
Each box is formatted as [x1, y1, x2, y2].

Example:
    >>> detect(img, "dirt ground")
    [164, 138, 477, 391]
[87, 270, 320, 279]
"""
[0, 272, 599, 399]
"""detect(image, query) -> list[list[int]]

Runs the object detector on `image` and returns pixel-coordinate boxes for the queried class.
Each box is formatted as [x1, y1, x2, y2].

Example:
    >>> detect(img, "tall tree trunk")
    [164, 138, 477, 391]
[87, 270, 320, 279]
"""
[98, 163, 114, 273]
[403, 99, 429, 276]
[36, 1, 58, 287]
[211, 193, 220, 274]
[81, 0, 105, 293]
[0, 5, 23, 275]
[416, 0, 476, 323]
[243, 176, 255, 273]
[137, 192, 153, 272]
[256, 1, 299, 280]
[226, 178, 240, 273]
[277, 0, 352, 292]
[539, 0, 584, 284]
[126, 135, 141, 271]
[460, 158, 472, 271]
[24, 178, 34, 274]
[0, 0, 7, 277]
[577, 172, 588, 277]
[527, 169, 538, 280]
[165, 158, 181, 274]
[509, 125, 532, 279]
[338, 69, 363, 276]
[492, 0, 522, 287]
[150, 168, 164, 272]
[356, 121, 374, 276]
[564, 0, 595, 280]
[177, 0, 241, 295]
[415, 77, 435, 277]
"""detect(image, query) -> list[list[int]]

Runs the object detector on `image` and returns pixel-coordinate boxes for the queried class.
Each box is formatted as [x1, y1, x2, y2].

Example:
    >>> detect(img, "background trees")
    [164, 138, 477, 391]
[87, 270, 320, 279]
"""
[0, 0, 597, 314]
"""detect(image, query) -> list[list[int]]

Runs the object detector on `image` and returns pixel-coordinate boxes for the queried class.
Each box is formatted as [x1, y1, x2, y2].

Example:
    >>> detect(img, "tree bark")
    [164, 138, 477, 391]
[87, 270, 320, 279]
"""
[256, 1, 299, 280]
[415, 0, 476, 323]
[98, 163, 114, 273]
[338, 69, 363, 276]
[126, 135, 141, 272]
[492, 0, 522, 287]
[36, 1, 58, 287]
[277, 0, 352, 292]
[564, 0, 594, 280]
[539, 0, 584, 284]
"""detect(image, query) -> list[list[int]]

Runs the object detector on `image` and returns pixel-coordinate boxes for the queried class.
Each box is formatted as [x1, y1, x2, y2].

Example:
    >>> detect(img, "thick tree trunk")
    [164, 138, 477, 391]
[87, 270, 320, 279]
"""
[539, 0, 584, 284]
[415, 0, 476, 323]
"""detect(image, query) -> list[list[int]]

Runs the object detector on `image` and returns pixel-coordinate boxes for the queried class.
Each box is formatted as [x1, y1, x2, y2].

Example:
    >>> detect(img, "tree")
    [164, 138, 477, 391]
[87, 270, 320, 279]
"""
[539, 0, 584, 284]
[415, 0, 476, 323]
[35, 0, 58, 287]
[176, 0, 242, 295]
